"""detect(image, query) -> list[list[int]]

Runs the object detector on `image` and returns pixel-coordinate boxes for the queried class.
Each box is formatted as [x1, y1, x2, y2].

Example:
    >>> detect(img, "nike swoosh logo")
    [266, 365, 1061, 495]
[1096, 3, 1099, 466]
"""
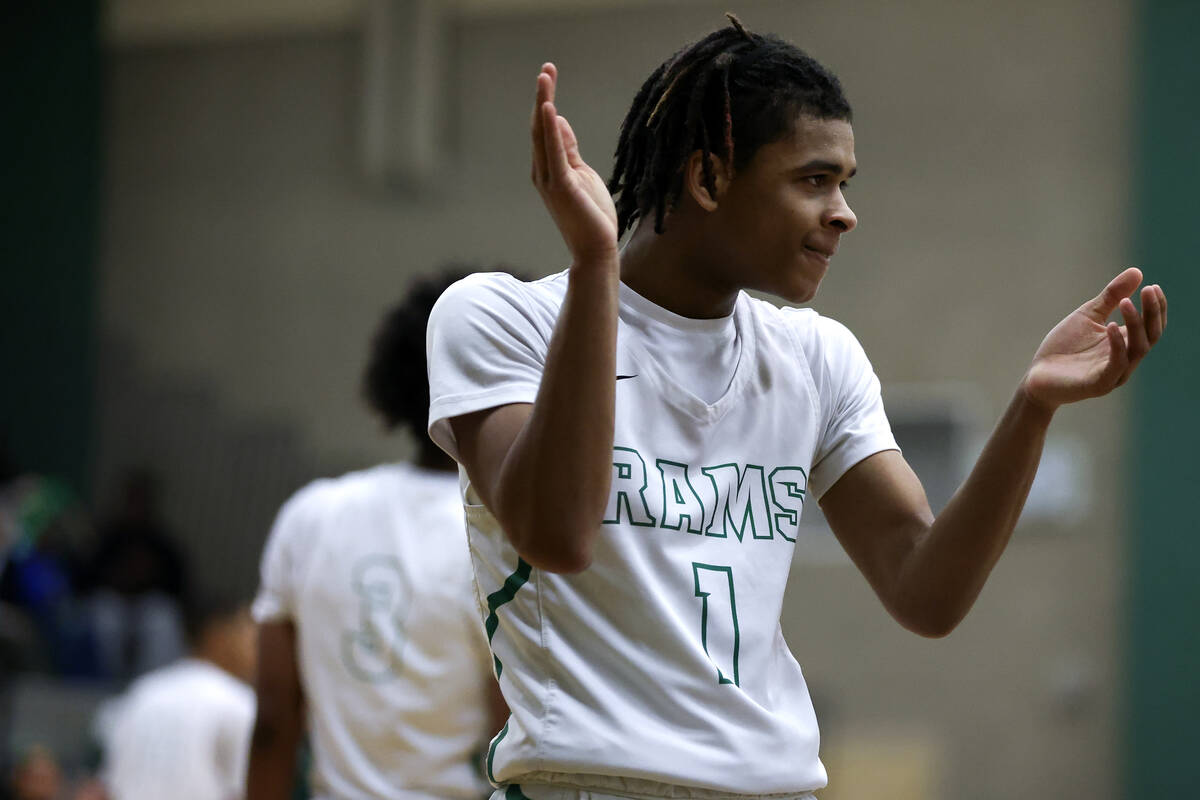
[616, 374, 638, 381]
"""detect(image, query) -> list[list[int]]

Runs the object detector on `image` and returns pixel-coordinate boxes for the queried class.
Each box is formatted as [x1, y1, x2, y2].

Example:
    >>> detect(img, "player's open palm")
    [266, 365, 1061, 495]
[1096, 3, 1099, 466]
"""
[530, 63, 619, 263]
[1023, 267, 1167, 409]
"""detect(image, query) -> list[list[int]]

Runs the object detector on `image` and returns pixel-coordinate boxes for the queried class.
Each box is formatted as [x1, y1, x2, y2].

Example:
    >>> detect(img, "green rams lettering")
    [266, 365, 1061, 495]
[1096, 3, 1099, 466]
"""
[604, 446, 808, 542]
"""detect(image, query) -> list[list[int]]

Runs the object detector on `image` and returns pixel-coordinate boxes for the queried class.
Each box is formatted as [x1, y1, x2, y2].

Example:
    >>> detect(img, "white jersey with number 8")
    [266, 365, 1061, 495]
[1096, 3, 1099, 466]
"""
[427, 271, 897, 797]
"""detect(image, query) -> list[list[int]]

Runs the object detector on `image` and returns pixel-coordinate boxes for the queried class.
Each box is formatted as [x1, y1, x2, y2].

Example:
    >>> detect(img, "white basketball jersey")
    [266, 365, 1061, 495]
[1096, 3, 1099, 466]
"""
[254, 464, 493, 800]
[101, 659, 255, 800]
[427, 272, 897, 796]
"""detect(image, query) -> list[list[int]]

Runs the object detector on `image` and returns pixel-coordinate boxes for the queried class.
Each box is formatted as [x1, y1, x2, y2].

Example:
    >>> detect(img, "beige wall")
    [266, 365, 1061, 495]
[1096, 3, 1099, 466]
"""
[99, 1, 1132, 796]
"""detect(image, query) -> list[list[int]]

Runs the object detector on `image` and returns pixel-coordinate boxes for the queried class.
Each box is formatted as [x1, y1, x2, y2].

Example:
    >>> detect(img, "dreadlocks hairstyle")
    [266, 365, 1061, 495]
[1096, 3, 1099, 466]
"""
[608, 13, 852, 237]
[362, 267, 475, 435]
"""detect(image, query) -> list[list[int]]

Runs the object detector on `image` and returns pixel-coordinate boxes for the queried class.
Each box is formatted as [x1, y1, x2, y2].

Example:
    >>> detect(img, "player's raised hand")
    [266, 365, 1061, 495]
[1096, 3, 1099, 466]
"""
[530, 63, 619, 264]
[1021, 267, 1167, 410]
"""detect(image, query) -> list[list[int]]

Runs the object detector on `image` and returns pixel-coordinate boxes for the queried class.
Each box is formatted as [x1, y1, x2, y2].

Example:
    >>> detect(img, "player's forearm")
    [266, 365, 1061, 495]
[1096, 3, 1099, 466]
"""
[245, 713, 303, 800]
[892, 385, 1054, 636]
[244, 705, 304, 800]
[494, 259, 619, 572]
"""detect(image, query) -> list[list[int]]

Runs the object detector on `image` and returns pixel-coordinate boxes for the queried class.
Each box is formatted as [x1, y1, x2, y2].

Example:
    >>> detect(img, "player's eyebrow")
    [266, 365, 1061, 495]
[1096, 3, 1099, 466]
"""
[793, 159, 856, 179]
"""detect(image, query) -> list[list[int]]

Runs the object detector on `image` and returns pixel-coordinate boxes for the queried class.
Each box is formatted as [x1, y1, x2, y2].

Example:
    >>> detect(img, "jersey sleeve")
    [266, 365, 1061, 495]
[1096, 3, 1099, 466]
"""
[806, 316, 899, 500]
[252, 488, 317, 624]
[426, 273, 550, 461]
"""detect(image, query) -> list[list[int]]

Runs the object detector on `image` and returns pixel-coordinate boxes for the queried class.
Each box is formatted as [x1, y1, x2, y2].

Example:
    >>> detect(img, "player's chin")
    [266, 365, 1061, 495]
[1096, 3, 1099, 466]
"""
[774, 273, 823, 305]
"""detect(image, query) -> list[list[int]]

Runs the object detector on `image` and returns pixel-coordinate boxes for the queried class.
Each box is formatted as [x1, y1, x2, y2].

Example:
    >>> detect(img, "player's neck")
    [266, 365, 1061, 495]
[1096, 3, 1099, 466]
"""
[194, 634, 252, 684]
[619, 218, 739, 320]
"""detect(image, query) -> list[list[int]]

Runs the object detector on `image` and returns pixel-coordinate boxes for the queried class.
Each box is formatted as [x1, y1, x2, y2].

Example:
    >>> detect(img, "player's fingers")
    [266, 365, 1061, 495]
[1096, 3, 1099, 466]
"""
[557, 115, 584, 169]
[1143, 285, 1164, 346]
[1120, 296, 1150, 364]
[1157, 284, 1167, 330]
[543, 62, 558, 102]
[530, 70, 553, 182]
[541, 102, 570, 183]
[1081, 267, 1142, 322]
[1105, 322, 1131, 387]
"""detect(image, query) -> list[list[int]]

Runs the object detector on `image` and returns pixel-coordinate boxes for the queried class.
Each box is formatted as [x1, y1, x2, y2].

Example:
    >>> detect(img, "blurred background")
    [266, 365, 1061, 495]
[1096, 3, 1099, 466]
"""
[2, 0, 1196, 798]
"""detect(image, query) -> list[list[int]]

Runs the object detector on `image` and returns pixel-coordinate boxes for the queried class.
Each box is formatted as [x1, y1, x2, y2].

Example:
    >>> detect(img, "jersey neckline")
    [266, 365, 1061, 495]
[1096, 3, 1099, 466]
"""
[615, 284, 756, 423]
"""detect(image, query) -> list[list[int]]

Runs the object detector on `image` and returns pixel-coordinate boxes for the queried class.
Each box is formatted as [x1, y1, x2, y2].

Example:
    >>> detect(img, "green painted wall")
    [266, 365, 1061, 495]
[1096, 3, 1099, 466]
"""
[0, 3, 100, 494]
[1126, 0, 1200, 795]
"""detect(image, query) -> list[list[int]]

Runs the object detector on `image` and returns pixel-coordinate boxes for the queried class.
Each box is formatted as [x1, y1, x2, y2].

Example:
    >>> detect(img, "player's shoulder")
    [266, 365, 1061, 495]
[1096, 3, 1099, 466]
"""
[282, 464, 402, 518]
[121, 659, 209, 706]
[741, 294, 861, 358]
[275, 474, 344, 523]
[156, 660, 254, 714]
[433, 269, 568, 322]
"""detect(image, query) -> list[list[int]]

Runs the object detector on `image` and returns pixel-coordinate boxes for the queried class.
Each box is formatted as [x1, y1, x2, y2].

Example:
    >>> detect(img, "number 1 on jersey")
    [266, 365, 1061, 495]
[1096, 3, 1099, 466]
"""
[692, 562, 740, 686]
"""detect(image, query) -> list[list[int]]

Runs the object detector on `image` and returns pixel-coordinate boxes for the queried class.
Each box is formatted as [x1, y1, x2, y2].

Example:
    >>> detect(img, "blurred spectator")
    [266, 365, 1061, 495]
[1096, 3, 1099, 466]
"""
[95, 593, 256, 800]
[81, 469, 187, 681]
[5, 746, 63, 800]
[0, 469, 94, 676]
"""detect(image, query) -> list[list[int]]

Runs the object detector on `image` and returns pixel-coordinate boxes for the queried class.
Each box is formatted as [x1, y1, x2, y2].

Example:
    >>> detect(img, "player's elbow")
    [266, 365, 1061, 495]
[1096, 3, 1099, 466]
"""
[496, 493, 600, 574]
[907, 617, 959, 639]
[508, 522, 596, 574]
[892, 604, 963, 639]
[525, 547, 593, 574]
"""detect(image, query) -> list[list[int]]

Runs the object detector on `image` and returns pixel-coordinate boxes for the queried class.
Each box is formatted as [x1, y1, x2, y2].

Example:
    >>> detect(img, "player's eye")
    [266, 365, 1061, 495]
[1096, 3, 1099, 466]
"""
[804, 175, 828, 187]
[839, 181, 850, 193]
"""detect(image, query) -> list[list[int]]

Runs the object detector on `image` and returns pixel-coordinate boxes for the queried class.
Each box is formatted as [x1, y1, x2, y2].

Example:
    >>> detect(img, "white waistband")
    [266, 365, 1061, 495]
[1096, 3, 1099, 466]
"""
[496, 772, 819, 800]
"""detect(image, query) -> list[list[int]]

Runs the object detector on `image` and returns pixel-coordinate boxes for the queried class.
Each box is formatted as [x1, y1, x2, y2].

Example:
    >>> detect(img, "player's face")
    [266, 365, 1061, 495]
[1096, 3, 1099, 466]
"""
[707, 115, 857, 303]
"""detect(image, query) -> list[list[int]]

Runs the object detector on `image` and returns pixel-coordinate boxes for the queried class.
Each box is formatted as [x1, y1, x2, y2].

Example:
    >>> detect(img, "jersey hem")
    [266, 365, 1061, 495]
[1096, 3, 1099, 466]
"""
[509, 772, 823, 800]
[428, 383, 541, 459]
[808, 433, 900, 500]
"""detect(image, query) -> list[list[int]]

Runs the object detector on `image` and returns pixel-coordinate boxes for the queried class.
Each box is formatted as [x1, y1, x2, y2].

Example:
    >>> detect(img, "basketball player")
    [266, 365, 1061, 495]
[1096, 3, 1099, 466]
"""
[99, 594, 256, 800]
[247, 271, 506, 800]
[425, 16, 1166, 800]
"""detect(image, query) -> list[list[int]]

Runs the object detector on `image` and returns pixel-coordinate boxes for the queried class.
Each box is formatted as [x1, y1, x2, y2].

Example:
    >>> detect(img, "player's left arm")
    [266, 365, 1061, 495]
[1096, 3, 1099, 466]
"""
[245, 620, 305, 800]
[820, 268, 1166, 638]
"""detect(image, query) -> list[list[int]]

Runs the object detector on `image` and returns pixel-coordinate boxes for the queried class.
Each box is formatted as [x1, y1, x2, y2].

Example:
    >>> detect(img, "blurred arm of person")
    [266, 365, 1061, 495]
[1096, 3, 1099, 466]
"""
[246, 620, 304, 800]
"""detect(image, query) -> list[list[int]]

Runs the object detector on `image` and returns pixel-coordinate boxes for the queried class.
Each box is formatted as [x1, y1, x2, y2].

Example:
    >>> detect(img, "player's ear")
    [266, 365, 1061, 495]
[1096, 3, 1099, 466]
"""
[684, 150, 731, 212]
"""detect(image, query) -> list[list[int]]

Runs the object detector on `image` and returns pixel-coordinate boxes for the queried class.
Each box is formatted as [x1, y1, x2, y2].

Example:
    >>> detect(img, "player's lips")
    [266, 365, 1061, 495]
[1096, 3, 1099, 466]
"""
[803, 243, 836, 265]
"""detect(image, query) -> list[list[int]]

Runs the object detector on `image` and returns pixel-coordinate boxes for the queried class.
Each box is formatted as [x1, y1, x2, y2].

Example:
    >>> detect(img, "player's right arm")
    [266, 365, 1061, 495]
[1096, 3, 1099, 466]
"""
[447, 64, 619, 574]
[245, 620, 304, 800]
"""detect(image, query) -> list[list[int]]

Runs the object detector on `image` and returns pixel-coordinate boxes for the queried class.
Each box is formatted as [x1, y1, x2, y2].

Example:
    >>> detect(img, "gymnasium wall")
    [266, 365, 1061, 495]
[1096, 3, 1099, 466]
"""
[97, 1, 1134, 797]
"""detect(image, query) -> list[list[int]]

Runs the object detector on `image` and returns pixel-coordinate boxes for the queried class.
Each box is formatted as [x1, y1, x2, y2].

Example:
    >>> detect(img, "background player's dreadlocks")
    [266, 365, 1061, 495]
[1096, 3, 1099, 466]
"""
[608, 14, 852, 237]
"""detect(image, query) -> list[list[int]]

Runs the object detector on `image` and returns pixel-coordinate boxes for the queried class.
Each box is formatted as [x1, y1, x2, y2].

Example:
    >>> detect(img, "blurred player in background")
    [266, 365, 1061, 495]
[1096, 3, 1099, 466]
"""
[425, 14, 1167, 800]
[247, 269, 506, 800]
[97, 594, 256, 800]
[6, 746, 63, 800]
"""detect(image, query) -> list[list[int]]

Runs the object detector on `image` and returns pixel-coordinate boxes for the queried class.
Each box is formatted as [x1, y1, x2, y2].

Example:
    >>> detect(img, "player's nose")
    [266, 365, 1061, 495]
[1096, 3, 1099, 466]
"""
[825, 191, 857, 233]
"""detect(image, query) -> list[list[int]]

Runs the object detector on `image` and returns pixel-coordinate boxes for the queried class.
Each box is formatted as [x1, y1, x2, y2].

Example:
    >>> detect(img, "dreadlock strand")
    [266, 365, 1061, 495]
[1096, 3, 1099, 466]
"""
[680, 57, 720, 203]
[646, 59, 698, 128]
[610, 62, 665, 193]
[724, 12, 755, 42]
[611, 61, 676, 233]
[719, 56, 735, 168]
